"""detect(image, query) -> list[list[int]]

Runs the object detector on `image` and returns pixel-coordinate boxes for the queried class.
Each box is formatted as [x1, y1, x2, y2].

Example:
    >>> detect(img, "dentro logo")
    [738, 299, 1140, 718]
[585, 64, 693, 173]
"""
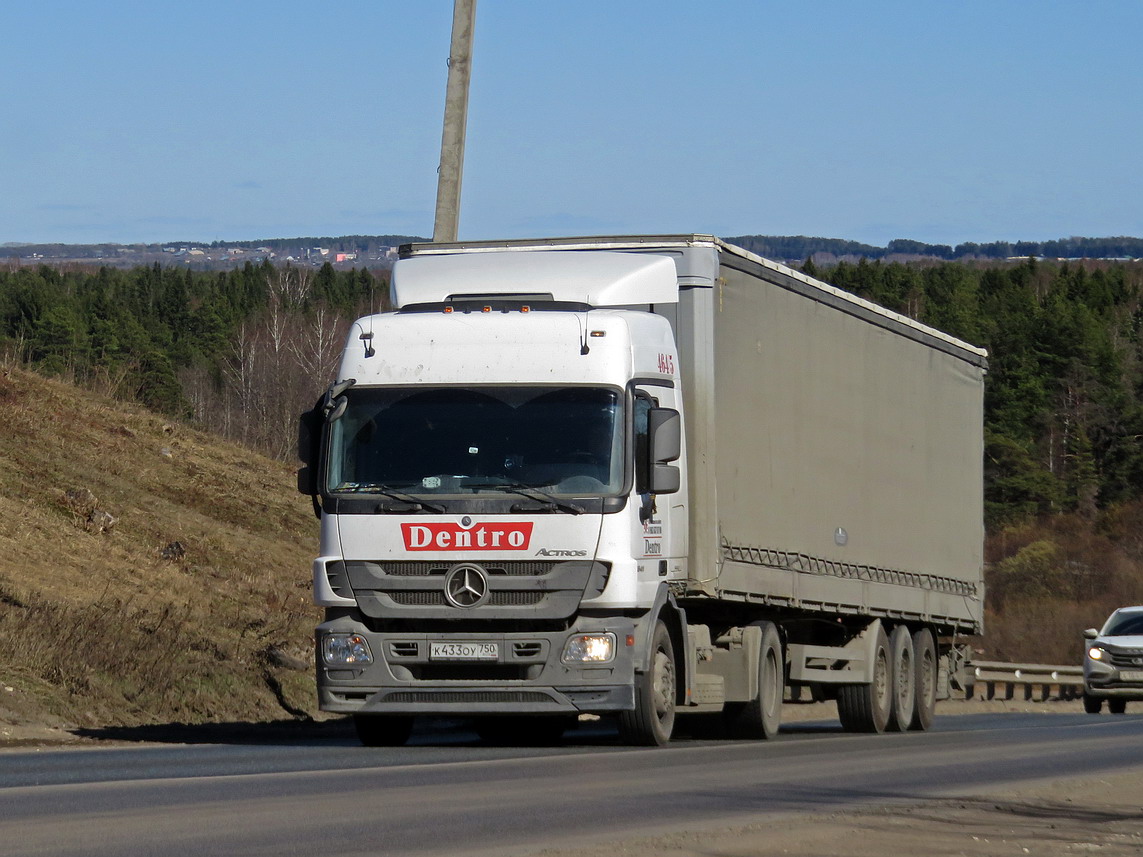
[401, 521, 534, 551]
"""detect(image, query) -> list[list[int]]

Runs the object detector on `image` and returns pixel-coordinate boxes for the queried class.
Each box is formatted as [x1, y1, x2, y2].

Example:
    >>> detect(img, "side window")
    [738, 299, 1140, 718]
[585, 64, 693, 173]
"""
[634, 392, 655, 494]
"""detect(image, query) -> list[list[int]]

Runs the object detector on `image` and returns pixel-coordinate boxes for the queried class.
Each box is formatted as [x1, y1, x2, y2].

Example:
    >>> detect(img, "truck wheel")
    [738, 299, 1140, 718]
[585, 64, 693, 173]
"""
[909, 628, 937, 731]
[619, 620, 676, 746]
[836, 625, 891, 733]
[886, 625, 915, 732]
[1083, 694, 1103, 714]
[354, 714, 415, 747]
[725, 621, 783, 740]
[1108, 698, 1127, 715]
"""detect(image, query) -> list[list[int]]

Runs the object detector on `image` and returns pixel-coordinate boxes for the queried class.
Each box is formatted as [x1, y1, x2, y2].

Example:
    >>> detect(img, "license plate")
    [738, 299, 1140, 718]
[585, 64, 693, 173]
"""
[1119, 670, 1143, 682]
[430, 641, 498, 661]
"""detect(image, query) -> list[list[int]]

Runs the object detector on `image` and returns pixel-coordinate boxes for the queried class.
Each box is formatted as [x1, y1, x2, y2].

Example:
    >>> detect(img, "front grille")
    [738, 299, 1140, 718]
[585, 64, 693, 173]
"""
[390, 592, 446, 607]
[380, 561, 556, 577]
[347, 558, 604, 620]
[1108, 650, 1143, 668]
[385, 691, 552, 704]
[491, 592, 542, 606]
[388, 591, 542, 607]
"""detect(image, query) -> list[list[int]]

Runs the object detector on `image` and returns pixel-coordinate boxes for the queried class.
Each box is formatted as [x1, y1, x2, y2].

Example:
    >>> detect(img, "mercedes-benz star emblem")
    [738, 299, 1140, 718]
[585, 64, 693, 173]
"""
[444, 564, 489, 608]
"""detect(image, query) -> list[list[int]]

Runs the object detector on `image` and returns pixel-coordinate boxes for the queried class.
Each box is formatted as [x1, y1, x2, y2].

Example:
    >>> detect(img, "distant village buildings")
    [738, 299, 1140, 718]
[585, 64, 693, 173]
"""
[3, 240, 408, 271]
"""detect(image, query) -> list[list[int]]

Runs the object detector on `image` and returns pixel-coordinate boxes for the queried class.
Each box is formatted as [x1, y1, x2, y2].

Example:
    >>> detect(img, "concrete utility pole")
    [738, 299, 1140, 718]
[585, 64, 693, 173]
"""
[433, 0, 477, 243]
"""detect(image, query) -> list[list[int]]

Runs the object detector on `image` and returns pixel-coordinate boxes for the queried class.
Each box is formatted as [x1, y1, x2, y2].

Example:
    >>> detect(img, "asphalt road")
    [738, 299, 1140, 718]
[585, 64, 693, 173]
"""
[2, 712, 1142, 857]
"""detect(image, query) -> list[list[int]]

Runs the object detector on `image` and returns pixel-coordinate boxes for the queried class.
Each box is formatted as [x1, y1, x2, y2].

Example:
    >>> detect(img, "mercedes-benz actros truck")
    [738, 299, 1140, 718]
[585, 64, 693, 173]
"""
[298, 235, 987, 746]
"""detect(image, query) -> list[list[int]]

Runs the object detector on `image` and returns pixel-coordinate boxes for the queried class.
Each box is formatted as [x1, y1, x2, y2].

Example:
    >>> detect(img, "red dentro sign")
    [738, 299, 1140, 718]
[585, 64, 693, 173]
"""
[401, 522, 534, 551]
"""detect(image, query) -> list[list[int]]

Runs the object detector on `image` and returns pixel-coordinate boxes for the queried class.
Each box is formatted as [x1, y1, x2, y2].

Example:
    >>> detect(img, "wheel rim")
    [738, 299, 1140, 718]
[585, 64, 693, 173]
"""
[919, 649, 935, 704]
[762, 648, 781, 719]
[653, 648, 675, 721]
[896, 648, 913, 711]
[874, 650, 891, 709]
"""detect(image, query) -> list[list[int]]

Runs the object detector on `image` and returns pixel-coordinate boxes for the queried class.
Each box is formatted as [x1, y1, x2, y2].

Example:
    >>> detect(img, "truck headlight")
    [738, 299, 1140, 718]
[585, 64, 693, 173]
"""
[323, 633, 374, 666]
[1088, 646, 1105, 661]
[562, 633, 616, 664]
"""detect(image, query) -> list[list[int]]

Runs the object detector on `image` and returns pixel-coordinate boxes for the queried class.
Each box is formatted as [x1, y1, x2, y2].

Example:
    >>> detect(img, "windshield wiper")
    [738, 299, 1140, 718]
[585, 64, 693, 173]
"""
[337, 483, 445, 513]
[468, 483, 585, 515]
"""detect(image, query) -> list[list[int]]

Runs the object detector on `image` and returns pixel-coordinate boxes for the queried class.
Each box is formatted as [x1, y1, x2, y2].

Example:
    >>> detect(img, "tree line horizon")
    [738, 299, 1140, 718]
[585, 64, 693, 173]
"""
[1, 253, 1142, 533]
[6, 233, 1143, 263]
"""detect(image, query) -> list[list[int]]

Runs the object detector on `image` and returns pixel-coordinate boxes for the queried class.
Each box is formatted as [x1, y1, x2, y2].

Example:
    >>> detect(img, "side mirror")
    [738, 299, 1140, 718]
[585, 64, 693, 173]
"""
[1083, 628, 1099, 640]
[297, 378, 356, 497]
[650, 463, 680, 495]
[296, 407, 322, 496]
[648, 408, 681, 495]
[648, 408, 681, 463]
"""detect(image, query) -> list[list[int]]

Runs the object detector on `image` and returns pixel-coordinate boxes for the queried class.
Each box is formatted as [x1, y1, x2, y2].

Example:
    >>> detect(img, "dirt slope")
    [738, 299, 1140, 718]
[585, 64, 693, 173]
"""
[0, 366, 321, 733]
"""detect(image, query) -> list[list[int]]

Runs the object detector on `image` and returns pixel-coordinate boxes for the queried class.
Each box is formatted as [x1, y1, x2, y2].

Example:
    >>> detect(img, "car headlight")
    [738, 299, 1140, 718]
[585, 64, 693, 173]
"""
[1088, 646, 1105, 661]
[323, 633, 374, 666]
[562, 633, 616, 664]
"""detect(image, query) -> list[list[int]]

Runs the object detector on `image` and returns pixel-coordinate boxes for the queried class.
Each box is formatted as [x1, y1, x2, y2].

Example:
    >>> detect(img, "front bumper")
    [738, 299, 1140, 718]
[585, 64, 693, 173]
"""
[1084, 659, 1143, 699]
[317, 615, 638, 716]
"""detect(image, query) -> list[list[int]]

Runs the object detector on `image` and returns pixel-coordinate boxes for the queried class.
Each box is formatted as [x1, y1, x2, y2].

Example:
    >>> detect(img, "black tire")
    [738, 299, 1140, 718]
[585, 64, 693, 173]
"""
[1083, 693, 1103, 714]
[1108, 698, 1127, 715]
[354, 714, 415, 747]
[618, 620, 676, 746]
[725, 621, 784, 740]
[886, 625, 915, 733]
[837, 625, 891, 733]
[909, 628, 937, 731]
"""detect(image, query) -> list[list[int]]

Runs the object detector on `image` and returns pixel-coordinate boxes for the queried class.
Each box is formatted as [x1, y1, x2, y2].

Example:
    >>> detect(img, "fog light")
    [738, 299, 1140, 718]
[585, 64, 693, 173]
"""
[562, 633, 616, 664]
[323, 633, 374, 666]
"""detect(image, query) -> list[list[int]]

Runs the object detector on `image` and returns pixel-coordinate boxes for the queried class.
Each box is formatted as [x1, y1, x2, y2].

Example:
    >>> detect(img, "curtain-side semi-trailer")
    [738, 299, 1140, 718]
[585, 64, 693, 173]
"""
[297, 235, 987, 747]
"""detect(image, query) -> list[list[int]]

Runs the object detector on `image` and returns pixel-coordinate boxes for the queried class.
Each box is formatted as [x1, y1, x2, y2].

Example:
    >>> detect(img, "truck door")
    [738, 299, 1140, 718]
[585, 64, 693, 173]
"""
[634, 386, 687, 579]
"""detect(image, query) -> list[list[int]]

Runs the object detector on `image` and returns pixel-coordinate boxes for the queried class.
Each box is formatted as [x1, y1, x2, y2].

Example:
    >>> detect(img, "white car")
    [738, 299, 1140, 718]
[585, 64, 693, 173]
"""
[1083, 605, 1143, 714]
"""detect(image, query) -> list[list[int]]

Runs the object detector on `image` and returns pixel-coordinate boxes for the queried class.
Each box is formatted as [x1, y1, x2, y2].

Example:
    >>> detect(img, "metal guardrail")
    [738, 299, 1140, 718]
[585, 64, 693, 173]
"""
[964, 660, 1084, 702]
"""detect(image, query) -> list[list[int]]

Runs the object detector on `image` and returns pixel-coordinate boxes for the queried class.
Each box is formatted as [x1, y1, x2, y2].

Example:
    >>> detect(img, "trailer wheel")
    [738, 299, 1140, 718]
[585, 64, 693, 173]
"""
[725, 621, 783, 740]
[886, 625, 915, 732]
[619, 620, 676, 746]
[909, 628, 937, 731]
[837, 625, 891, 733]
[354, 714, 415, 747]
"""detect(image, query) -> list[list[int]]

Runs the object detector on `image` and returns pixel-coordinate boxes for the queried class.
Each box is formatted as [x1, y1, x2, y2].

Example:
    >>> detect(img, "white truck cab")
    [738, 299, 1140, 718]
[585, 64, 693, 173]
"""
[300, 249, 690, 745]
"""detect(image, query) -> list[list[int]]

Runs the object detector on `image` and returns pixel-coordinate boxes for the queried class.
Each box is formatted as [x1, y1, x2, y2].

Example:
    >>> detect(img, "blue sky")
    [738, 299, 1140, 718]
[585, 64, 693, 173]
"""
[4, 1, 1140, 246]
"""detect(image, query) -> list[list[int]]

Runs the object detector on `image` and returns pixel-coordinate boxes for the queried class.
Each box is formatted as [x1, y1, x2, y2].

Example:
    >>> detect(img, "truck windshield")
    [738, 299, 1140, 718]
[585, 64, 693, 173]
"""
[326, 386, 624, 497]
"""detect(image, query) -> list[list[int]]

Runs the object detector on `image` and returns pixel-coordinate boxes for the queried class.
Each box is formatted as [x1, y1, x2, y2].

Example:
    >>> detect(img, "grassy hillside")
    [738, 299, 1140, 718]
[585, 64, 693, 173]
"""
[2, 363, 1141, 738]
[0, 366, 320, 733]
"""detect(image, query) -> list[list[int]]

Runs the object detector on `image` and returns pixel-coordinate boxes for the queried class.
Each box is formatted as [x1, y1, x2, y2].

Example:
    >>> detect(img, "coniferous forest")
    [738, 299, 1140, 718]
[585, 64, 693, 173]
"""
[3, 249, 1143, 661]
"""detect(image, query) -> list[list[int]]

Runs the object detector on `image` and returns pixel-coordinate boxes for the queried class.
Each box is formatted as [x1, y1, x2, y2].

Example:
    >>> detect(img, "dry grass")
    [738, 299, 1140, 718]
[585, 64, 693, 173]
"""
[0, 366, 320, 729]
[981, 508, 1143, 664]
